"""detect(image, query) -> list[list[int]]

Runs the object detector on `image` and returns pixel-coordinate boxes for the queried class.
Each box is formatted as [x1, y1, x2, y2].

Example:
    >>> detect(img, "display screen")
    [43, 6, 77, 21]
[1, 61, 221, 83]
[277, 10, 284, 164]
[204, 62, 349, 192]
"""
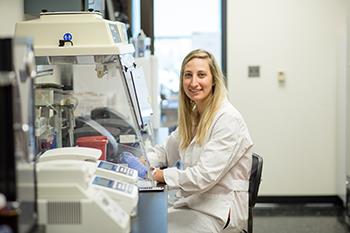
[98, 161, 115, 170]
[93, 176, 114, 188]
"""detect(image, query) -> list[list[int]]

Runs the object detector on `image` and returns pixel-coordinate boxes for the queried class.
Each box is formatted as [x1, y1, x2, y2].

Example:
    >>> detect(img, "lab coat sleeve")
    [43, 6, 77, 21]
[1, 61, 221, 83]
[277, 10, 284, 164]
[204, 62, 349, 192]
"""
[147, 129, 181, 168]
[163, 113, 250, 193]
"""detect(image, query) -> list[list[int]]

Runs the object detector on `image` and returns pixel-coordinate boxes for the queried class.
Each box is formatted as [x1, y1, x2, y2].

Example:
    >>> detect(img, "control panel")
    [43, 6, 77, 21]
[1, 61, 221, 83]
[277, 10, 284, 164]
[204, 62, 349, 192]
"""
[96, 160, 138, 184]
[90, 175, 138, 215]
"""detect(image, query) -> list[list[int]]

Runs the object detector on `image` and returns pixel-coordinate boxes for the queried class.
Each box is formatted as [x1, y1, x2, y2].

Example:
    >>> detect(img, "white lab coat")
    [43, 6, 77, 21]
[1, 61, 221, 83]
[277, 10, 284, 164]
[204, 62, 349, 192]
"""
[148, 99, 253, 232]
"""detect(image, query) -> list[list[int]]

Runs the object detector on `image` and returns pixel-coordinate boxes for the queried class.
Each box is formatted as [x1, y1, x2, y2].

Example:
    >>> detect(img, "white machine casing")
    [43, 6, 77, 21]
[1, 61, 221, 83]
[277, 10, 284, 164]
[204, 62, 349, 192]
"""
[37, 188, 130, 233]
[18, 163, 130, 233]
[15, 11, 134, 57]
[36, 158, 139, 215]
[36, 160, 95, 194]
[38, 147, 139, 183]
[90, 175, 139, 215]
[38, 146, 101, 162]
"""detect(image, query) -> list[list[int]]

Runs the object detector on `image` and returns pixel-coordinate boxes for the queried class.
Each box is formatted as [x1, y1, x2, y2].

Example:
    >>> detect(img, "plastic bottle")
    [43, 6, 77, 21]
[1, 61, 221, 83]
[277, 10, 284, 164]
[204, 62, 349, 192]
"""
[136, 30, 147, 57]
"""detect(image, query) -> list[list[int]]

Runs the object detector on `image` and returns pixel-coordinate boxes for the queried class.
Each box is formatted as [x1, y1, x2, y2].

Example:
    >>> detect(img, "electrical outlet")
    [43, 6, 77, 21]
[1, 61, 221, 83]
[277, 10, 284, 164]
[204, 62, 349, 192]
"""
[248, 66, 260, 78]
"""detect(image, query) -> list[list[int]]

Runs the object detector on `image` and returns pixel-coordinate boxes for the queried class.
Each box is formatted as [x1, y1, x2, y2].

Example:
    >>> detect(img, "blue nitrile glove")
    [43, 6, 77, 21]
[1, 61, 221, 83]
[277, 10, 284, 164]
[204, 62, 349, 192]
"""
[119, 151, 148, 178]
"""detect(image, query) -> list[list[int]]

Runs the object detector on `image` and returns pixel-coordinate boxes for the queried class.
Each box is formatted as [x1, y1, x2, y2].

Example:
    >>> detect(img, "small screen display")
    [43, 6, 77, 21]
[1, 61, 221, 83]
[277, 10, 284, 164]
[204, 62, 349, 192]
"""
[93, 177, 113, 188]
[98, 161, 115, 170]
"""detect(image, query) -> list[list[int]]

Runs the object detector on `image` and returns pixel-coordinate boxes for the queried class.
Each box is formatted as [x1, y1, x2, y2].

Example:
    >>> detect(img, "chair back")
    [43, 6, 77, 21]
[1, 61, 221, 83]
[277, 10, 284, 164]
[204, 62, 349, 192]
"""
[249, 153, 263, 207]
[244, 153, 263, 233]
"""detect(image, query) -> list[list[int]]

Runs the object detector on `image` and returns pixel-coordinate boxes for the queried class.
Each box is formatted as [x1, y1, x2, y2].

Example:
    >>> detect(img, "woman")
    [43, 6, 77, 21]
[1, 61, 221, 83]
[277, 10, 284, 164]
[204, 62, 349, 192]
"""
[148, 49, 253, 233]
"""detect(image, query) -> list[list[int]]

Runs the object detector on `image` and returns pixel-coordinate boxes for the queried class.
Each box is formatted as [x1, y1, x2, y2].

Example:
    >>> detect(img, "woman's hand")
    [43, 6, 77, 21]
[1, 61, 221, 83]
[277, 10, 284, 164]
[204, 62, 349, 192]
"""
[151, 167, 165, 183]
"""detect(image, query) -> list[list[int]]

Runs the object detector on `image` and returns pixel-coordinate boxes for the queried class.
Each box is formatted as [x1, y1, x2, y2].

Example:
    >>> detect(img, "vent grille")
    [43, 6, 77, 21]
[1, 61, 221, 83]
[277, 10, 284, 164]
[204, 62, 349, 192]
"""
[47, 201, 81, 224]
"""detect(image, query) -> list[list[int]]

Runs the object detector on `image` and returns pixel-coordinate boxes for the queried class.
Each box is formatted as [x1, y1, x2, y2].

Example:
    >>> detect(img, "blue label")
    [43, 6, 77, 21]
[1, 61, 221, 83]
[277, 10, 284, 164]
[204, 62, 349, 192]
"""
[63, 33, 73, 41]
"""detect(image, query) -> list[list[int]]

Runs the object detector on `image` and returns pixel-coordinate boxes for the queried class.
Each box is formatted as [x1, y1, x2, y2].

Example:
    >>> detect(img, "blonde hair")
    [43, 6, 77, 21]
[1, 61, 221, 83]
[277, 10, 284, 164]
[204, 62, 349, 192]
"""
[178, 49, 227, 150]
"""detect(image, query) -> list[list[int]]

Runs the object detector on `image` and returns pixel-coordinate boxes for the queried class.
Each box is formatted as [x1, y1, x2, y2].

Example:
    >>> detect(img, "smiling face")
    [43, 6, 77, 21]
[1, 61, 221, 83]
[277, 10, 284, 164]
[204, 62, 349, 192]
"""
[182, 58, 213, 112]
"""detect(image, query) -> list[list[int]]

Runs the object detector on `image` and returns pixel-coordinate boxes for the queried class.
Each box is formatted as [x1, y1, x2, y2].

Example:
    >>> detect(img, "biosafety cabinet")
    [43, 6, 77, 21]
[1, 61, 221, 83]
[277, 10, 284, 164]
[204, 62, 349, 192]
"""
[15, 11, 154, 163]
[14, 11, 156, 233]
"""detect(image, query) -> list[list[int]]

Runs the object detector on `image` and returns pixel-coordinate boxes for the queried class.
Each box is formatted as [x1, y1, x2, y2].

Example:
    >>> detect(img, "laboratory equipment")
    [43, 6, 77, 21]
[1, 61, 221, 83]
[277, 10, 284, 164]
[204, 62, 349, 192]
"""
[90, 107, 137, 141]
[38, 146, 102, 162]
[35, 83, 76, 149]
[96, 160, 138, 184]
[15, 11, 154, 162]
[18, 162, 130, 233]
[76, 135, 108, 160]
[34, 159, 138, 214]
[90, 175, 139, 215]
[14, 12, 161, 221]
[134, 56, 161, 129]
[24, 0, 105, 18]
[38, 147, 139, 184]
[0, 38, 37, 233]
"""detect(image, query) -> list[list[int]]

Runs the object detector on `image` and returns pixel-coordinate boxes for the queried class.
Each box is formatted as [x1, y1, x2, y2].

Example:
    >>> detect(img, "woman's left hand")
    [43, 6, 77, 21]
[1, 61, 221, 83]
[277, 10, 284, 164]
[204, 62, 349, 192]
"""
[152, 167, 165, 183]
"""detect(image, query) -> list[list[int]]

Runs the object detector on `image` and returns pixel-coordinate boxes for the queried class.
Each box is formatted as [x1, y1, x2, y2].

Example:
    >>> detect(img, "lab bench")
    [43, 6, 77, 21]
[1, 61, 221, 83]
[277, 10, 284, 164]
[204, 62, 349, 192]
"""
[131, 189, 168, 233]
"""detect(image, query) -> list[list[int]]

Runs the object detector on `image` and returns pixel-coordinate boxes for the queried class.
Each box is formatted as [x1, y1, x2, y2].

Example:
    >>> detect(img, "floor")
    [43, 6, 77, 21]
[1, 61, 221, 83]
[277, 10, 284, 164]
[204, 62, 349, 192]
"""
[253, 204, 349, 233]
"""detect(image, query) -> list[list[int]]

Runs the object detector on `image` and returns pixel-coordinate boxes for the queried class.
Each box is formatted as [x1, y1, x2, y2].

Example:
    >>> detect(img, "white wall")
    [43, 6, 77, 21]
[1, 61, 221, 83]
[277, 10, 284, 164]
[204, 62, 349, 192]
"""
[336, 6, 348, 202]
[227, 0, 347, 195]
[345, 0, 350, 203]
[0, 0, 23, 37]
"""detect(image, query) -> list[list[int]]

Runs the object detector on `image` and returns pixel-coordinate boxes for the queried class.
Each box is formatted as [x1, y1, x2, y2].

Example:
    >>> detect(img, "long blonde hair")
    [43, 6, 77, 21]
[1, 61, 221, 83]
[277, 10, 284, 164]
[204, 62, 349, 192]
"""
[178, 49, 227, 150]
